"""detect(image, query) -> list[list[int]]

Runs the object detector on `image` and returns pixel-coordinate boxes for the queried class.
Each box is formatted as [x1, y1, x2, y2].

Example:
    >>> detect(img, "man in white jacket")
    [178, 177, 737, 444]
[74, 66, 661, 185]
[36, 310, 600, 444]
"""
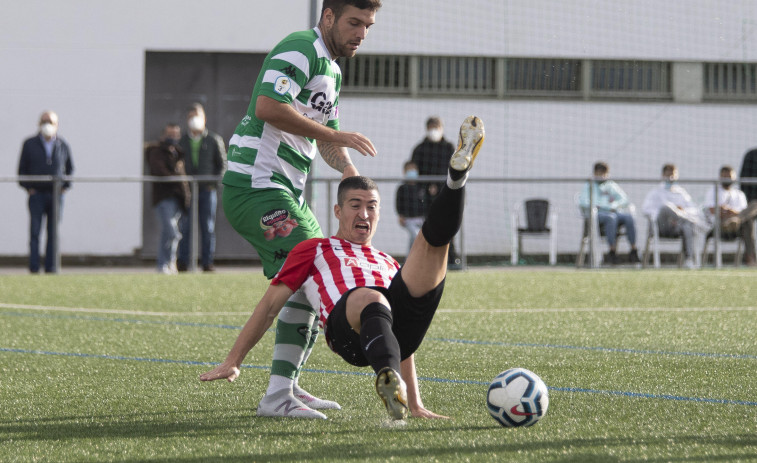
[642, 164, 707, 269]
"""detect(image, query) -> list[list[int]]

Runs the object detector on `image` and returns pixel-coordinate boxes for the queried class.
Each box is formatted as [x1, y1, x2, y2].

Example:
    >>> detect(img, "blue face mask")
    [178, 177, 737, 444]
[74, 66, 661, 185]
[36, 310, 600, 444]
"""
[664, 180, 676, 190]
[405, 169, 419, 179]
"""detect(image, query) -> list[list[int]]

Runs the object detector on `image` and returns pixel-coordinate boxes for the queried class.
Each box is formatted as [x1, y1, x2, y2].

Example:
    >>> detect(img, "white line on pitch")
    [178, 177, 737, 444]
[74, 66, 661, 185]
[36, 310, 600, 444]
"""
[437, 306, 757, 313]
[0, 302, 247, 317]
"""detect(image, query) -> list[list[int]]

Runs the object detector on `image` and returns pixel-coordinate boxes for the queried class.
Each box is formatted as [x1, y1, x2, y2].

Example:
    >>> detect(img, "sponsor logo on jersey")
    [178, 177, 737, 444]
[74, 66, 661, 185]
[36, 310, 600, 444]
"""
[274, 76, 292, 95]
[343, 257, 386, 272]
[310, 91, 334, 116]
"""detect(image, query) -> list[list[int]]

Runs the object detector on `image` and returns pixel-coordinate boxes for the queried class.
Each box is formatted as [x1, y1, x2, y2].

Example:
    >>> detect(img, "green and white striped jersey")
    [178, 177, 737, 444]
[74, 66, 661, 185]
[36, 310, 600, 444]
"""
[223, 27, 341, 203]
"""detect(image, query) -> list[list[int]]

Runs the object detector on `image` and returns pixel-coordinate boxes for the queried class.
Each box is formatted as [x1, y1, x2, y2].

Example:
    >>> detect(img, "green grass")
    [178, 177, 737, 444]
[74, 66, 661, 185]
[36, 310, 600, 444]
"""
[1, 269, 756, 462]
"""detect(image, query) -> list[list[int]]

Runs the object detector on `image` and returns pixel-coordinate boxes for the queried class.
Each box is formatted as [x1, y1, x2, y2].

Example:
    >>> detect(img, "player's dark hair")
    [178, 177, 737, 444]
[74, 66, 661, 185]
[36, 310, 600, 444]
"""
[337, 176, 378, 205]
[322, 0, 382, 20]
[187, 102, 205, 115]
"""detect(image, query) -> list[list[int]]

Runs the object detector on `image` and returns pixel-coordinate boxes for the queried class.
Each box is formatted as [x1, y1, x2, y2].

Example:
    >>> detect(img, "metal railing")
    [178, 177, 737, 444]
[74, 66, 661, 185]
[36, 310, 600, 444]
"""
[5, 175, 757, 271]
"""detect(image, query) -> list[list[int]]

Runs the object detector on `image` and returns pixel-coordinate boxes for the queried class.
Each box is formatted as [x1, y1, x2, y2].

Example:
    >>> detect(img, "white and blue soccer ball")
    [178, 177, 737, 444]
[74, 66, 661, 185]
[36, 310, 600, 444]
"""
[487, 367, 549, 427]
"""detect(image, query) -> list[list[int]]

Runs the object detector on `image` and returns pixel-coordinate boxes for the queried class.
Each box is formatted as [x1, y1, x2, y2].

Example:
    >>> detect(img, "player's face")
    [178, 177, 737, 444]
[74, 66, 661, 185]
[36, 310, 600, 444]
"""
[334, 188, 380, 245]
[322, 6, 376, 58]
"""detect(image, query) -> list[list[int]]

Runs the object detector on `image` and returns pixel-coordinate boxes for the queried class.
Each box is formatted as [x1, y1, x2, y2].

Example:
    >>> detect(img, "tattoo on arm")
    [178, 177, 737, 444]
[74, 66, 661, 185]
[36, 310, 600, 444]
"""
[318, 141, 353, 173]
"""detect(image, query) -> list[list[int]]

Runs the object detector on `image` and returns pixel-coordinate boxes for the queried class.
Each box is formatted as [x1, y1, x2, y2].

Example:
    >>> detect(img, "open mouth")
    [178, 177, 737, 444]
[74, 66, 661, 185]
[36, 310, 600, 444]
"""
[355, 222, 370, 232]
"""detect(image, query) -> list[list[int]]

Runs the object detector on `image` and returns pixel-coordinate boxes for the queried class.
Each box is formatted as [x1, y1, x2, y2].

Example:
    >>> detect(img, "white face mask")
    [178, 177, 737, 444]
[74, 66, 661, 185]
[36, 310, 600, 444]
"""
[40, 123, 57, 138]
[188, 115, 205, 132]
[427, 128, 443, 142]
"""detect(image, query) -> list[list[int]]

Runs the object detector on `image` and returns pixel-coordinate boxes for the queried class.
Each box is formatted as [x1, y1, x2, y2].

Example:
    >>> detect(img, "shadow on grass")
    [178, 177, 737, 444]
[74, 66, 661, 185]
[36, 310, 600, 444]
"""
[3, 413, 756, 462]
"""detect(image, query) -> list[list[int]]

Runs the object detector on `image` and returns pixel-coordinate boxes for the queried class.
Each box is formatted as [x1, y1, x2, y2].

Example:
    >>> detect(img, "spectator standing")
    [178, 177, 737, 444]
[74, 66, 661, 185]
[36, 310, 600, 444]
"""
[146, 123, 190, 274]
[410, 116, 460, 267]
[739, 147, 757, 203]
[577, 161, 640, 264]
[396, 160, 427, 257]
[177, 103, 226, 272]
[702, 165, 757, 266]
[642, 164, 707, 269]
[17, 111, 74, 274]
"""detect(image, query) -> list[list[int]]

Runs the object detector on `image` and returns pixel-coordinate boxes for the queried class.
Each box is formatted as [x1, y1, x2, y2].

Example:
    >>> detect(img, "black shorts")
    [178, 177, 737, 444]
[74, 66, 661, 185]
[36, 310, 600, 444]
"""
[325, 268, 445, 367]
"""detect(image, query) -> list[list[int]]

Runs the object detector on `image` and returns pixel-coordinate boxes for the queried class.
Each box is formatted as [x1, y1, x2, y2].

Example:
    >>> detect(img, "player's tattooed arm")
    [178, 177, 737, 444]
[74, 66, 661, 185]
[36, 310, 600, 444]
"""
[317, 141, 354, 174]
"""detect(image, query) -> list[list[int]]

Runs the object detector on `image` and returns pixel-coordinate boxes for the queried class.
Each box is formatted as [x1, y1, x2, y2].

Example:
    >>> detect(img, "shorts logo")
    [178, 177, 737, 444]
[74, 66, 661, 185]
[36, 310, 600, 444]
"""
[274, 76, 292, 95]
[343, 257, 385, 272]
[261, 209, 299, 241]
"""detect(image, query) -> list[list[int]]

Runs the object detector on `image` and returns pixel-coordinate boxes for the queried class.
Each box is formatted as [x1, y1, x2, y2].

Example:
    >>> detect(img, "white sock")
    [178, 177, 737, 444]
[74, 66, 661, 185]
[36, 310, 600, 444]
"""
[447, 171, 468, 190]
[266, 374, 294, 396]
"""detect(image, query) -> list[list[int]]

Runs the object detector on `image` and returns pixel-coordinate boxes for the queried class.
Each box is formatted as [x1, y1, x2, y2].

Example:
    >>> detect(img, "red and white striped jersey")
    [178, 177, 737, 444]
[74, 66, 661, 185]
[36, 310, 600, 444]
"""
[272, 236, 400, 328]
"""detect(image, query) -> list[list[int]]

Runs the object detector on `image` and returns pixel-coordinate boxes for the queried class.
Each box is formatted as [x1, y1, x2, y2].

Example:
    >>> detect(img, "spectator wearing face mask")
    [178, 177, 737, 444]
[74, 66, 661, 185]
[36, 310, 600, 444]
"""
[702, 165, 757, 266]
[145, 123, 191, 274]
[642, 164, 707, 269]
[17, 110, 74, 273]
[395, 160, 428, 257]
[578, 161, 639, 265]
[177, 103, 226, 272]
[410, 116, 460, 268]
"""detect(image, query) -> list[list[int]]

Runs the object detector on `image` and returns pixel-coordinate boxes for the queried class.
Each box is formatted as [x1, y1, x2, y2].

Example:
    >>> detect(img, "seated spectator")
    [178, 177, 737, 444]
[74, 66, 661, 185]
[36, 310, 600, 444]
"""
[642, 164, 707, 269]
[703, 165, 757, 266]
[578, 161, 639, 264]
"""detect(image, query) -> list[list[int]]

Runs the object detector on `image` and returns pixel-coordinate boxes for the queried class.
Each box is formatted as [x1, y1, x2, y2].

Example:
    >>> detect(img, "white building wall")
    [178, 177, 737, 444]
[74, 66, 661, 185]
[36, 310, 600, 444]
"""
[1, 0, 756, 258]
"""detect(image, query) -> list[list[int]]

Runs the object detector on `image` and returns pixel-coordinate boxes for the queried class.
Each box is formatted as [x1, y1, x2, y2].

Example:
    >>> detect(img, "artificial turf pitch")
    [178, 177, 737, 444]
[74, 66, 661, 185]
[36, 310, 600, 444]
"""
[1, 269, 755, 462]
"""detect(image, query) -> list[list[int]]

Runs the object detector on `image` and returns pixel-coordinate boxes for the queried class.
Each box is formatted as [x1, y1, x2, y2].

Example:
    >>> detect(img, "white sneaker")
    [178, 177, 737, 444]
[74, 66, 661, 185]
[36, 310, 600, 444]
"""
[684, 258, 697, 270]
[293, 386, 341, 410]
[256, 389, 327, 419]
[375, 367, 408, 420]
[449, 116, 485, 174]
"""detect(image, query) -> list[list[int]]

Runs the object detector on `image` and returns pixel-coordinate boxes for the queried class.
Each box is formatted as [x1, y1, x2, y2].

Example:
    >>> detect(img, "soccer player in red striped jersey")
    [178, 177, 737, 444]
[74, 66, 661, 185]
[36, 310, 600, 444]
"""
[201, 116, 485, 421]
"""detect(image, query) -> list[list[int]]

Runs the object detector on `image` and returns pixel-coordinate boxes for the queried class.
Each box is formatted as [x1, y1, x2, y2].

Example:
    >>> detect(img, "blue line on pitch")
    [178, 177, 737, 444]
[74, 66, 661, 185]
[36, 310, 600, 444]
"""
[2, 347, 756, 407]
[2, 310, 755, 361]
[431, 337, 757, 360]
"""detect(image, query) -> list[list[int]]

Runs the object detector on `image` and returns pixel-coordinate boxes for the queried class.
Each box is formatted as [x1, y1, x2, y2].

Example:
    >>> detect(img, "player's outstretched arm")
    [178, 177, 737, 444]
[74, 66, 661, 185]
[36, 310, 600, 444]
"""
[400, 354, 450, 419]
[256, 95, 377, 157]
[199, 283, 294, 382]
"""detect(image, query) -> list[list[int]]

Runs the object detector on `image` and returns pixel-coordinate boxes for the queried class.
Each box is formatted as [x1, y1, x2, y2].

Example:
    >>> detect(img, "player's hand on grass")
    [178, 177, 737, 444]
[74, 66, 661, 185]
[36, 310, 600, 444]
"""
[199, 362, 240, 382]
[410, 406, 449, 419]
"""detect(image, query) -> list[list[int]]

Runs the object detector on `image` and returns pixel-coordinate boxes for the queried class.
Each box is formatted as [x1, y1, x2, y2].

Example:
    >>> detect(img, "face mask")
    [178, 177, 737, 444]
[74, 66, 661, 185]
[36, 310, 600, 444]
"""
[164, 137, 178, 146]
[664, 180, 676, 190]
[188, 115, 205, 132]
[40, 123, 56, 138]
[427, 128, 443, 142]
[405, 169, 419, 179]
[721, 181, 733, 189]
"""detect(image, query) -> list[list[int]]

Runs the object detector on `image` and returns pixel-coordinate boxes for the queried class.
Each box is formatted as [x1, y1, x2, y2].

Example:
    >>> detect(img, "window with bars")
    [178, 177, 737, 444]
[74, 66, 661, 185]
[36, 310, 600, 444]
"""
[338, 55, 410, 94]
[416, 56, 498, 95]
[506, 58, 581, 95]
[591, 60, 670, 98]
[704, 62, 757, 101]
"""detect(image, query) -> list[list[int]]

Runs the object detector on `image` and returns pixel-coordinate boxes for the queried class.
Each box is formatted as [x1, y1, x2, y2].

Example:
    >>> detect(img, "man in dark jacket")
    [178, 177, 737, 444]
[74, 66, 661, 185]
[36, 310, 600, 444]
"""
[146, 123, 191, 274]
[410, 116, 461, 267]
[17, 111, 74, 273]
[177, 103, 226, 272]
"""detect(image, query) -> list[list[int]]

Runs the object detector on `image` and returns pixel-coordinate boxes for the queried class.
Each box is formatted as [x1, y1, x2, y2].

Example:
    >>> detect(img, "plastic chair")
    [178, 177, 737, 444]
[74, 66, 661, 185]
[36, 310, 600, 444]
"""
[510, 198, 557, 265]
[642, 214, 686, 268]
[575, 193, 635, 267]
[701, 229, 743, 267]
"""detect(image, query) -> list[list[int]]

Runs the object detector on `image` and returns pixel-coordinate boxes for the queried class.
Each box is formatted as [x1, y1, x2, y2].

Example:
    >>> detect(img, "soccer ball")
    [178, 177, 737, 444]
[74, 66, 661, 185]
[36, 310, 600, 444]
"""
[487, 368, 549, 427]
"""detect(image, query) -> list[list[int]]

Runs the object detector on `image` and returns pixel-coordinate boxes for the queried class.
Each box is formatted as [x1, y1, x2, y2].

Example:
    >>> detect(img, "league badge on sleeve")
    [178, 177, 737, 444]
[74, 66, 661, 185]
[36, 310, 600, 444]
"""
[274, 76, 292, 96]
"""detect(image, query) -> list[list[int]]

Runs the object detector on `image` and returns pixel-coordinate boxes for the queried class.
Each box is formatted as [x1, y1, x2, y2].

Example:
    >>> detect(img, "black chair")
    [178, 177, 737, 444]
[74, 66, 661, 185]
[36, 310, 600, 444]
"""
[510, 198, 557, 265]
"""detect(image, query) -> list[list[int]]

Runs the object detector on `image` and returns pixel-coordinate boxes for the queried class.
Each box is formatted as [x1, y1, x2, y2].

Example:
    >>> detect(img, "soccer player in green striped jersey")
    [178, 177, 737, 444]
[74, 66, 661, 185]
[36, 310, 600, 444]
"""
[219, 0, 382, 419]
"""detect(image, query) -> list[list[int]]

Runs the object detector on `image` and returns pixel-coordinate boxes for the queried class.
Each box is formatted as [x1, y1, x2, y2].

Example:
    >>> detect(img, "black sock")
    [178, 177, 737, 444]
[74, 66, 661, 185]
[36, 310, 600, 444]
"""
[360, 302, 401, 374]
[421, 185, 465, 247]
